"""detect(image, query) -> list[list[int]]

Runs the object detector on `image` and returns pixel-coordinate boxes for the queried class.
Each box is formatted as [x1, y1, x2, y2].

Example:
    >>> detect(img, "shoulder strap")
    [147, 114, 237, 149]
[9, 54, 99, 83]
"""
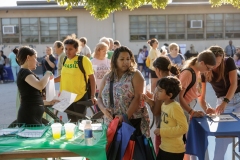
[63, 56, 67, 65]
[62, 55, 88, 91]
[77, 55, 88, 91]
[181, 67, 196, 97]
[109, 80, 114, 108]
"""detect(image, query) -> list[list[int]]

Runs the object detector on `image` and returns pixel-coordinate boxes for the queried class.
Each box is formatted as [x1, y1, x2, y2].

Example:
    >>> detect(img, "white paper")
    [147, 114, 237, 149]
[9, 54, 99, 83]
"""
[52, 90, 77, 112]
[0, 128, 20, 136]
[78, 123, 102, 131]
[232, 112, 240, 118]
[46, 78, 56, 101]
[17, 129, 47, 138]
[208, 114, 237, 122]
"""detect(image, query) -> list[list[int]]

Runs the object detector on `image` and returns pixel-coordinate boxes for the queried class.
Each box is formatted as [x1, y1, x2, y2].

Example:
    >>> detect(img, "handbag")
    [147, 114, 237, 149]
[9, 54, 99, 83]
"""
[106, 117, 120, 151]
[107, 79, 136, 160]
[145, 56, 150, 68]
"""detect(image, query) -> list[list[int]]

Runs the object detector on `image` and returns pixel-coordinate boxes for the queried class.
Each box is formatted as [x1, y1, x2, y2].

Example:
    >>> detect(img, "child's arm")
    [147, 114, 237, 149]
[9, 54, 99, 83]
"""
[142, 91, 162, 116]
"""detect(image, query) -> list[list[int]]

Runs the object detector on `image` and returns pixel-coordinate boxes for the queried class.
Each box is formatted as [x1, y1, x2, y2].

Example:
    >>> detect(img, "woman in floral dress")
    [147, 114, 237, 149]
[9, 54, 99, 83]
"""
[97, 46, 150, 137]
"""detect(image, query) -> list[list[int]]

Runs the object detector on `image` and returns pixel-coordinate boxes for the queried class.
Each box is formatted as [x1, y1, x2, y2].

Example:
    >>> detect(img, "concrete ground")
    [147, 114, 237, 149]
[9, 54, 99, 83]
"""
[0, 79, 239, 160]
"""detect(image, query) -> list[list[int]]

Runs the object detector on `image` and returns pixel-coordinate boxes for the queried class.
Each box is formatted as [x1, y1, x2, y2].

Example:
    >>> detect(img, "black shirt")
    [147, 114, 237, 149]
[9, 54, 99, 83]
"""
[17, 68, 44, 105]
[41, 54, 56, 75]
[208, 57, 240, 98]
[17, 68, 44, 124]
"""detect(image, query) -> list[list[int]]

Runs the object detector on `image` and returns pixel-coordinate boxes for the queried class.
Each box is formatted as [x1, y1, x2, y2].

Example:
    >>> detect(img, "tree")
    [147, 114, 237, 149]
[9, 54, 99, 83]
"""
[48, 0, 240, 20]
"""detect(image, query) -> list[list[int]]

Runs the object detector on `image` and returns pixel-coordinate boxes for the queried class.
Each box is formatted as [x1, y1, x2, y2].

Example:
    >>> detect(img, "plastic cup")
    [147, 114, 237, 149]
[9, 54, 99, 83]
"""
[64, 123, 76, 139]
[51, 123, 62, 139]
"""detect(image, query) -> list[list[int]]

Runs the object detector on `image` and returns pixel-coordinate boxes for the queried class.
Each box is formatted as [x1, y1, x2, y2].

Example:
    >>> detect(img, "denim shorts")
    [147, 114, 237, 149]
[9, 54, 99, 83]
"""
[217, 92, 240, 113]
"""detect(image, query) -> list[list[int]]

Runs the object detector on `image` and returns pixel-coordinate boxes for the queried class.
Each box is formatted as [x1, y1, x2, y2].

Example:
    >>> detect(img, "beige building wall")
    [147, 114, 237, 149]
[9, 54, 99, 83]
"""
[0, 4, 240, 57]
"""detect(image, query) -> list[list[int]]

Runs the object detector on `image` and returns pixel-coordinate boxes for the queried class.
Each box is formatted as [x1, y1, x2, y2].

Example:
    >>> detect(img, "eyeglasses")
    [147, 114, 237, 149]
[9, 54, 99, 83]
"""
[205, 63, 212, 71]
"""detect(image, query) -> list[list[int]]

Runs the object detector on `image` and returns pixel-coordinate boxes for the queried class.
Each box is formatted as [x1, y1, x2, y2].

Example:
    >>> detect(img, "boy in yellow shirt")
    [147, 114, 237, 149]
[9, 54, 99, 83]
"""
[156, 76, 188, 160]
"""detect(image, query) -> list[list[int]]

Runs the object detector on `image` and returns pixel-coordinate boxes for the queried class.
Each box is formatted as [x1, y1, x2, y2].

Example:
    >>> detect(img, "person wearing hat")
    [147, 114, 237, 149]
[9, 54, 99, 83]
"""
[185, 44, 198, 60]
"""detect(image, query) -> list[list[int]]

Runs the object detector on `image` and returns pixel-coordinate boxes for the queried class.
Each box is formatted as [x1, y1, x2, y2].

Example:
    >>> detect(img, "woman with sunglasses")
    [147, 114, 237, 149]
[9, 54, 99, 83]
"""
[199, 46, 240, 160]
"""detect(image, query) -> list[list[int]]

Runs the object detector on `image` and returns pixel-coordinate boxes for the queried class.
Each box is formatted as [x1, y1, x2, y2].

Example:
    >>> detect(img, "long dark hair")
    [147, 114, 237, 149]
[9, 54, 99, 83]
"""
[153, 56, 180, 76]
[109, 46, 137, 80]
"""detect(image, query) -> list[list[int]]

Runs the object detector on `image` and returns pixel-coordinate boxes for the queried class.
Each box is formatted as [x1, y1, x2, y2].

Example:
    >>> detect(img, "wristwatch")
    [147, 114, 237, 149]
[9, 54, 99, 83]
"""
[223, 98, 230, 103]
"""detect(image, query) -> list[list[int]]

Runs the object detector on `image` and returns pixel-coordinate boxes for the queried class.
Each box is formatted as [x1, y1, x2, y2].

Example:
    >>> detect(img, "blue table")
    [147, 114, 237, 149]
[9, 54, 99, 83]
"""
[3, 66, 14, 81]
[186, 115, 240, 160]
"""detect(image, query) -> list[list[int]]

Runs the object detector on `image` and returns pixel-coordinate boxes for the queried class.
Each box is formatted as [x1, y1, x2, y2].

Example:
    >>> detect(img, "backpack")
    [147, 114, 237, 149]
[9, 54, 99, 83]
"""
[145, 56, 150, 68]
[63, 55, 91, 99]
[181, 67, 196, 97]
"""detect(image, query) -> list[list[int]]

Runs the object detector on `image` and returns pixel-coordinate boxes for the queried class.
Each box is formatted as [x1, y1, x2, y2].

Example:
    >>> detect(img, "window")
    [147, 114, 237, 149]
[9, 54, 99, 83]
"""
[168, 15, 185, 40]
[2, 18, 19, 43]
[21, 18, 39, 43]
[149, 15, 166, 40]
[225, 14, 240, 38]
[59, 17, 77, 41]
[206, 14, 223, 39]
[129, 16, 147, 40]
[187, 15, 204, 39]
[40, 17, 58, 43]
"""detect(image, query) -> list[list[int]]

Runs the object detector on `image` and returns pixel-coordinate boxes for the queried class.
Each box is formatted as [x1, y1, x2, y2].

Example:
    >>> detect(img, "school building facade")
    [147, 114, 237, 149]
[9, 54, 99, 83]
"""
[0, 0, 240, 56]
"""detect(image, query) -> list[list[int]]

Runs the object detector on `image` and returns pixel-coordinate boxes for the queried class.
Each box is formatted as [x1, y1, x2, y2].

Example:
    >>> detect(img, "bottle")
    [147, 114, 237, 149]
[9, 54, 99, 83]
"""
[84, 120, 93, 146]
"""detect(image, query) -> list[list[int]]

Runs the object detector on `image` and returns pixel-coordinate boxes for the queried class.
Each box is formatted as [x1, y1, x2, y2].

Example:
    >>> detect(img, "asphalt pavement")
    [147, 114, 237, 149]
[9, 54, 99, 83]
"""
[0, 78, 238, 160]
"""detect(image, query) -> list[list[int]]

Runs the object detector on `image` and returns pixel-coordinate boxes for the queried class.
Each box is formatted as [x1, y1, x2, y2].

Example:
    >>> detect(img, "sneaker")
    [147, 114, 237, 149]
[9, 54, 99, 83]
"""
[0, 81, 3, 84]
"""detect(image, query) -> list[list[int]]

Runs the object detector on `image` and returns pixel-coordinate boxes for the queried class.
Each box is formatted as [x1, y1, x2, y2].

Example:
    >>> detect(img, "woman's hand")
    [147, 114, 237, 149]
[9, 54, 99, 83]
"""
[142, 93, 150, 103]
[154, 128, 160, 136]
[44, 99, 59, 106]
[115, 115, 123, 124]
[215, 102, 227, 115]
[192, 110, 205, 117]
[205, 107, 215, 115]
[45, 71, 54, 80]
[102, 108, 113, 121]
[91, 96, 97, 105]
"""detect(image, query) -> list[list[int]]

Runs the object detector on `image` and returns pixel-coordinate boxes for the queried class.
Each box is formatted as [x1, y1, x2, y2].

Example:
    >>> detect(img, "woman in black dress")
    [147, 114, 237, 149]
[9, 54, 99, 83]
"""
[16, 46, 56, 125]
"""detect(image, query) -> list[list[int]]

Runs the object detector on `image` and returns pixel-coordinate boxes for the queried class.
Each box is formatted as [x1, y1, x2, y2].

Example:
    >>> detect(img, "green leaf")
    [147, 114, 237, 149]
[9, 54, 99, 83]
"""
[47, 0, 240, 20]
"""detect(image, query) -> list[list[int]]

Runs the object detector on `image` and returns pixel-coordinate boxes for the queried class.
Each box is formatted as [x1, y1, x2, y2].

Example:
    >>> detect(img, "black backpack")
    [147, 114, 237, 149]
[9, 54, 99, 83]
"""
[181, 67, 196, 97]
[63, 55, 91, 99]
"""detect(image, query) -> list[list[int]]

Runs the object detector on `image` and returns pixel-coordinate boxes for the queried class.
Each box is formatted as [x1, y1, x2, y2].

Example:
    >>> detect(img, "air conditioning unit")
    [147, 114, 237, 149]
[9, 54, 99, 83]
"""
[190, 20, 203, 28]
[3, 26, 16, 34]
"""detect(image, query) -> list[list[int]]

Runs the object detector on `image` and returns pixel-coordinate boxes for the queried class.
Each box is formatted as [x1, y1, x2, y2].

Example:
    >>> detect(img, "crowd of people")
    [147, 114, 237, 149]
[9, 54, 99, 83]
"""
[1, 36, 240, 160]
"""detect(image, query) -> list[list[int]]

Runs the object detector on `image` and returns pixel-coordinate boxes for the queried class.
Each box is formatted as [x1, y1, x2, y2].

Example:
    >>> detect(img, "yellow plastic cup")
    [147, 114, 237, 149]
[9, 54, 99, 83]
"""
[51, 123, 62, 139]
[64, 123, 76, 139]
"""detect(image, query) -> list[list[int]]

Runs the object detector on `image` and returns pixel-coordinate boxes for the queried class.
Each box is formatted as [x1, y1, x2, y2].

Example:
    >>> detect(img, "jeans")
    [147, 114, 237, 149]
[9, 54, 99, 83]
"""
[213, 92, 240, 160]
[11, 66, 20, 82]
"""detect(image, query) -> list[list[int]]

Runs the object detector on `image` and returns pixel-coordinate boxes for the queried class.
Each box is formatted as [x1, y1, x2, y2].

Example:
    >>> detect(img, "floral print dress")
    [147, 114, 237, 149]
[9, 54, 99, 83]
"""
[101, 71, 150, 137]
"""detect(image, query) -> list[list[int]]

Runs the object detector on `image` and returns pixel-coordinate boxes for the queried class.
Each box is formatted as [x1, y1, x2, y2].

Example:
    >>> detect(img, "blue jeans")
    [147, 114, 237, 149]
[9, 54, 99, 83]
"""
[213, 92, 240, 160]
[11, 66, 20, 82]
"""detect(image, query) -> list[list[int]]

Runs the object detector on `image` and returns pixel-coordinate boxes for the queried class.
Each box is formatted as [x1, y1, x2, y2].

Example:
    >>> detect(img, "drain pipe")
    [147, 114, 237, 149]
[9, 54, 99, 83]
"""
[112, 12, 115, 40]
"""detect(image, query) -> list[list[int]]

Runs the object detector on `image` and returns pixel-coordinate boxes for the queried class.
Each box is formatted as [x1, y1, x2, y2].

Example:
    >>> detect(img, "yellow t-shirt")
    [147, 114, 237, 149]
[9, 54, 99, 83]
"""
[148, 48, 159, 71]
[160, 101, 188, 153]
[60, 55, 94, 102]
